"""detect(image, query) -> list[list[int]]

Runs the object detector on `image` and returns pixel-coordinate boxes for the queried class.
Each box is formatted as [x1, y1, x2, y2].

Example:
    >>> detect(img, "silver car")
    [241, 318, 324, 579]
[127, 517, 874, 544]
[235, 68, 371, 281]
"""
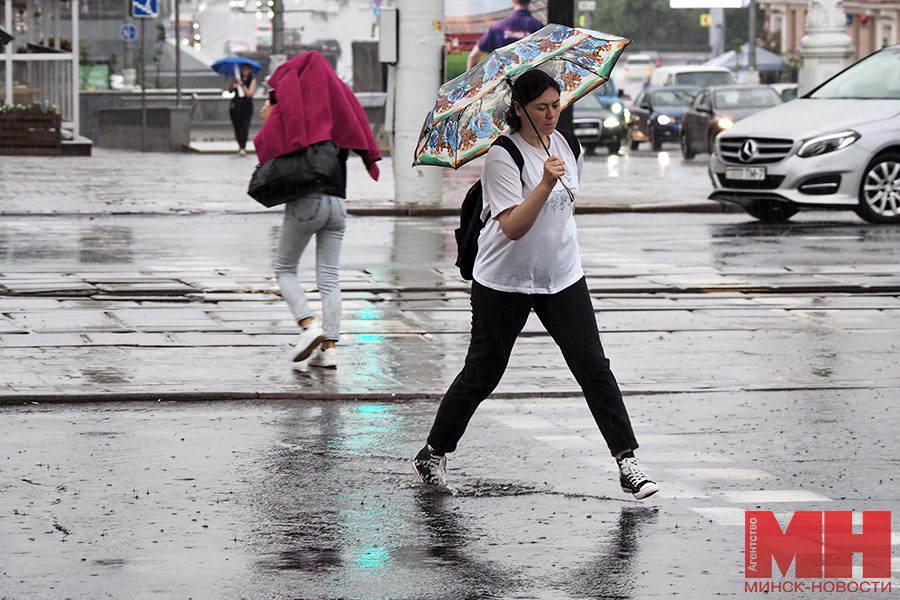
[708, 44, 900, 223]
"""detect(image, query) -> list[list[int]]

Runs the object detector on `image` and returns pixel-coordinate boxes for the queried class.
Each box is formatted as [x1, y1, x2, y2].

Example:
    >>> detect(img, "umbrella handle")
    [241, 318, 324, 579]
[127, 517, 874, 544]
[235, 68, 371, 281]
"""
[234, 64, 245, 98]
[519, 96, 575, 203]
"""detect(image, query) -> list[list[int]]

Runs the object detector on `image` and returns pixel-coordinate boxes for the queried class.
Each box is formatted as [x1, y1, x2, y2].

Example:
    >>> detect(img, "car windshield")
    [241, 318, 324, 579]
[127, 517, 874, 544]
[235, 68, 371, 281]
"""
[811, 48, 900, 99]
[575, 95, 603, 111]
[652, 89, 696, 106]
[675, 71, 734, 87]
[713, 88, 782, 109]
[594, 80, 616, 96]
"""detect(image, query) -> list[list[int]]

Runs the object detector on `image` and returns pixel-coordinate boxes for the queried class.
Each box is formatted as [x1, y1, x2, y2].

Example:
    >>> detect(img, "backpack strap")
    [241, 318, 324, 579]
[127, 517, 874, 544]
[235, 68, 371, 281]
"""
[557, 128, 582, 161]
[491, 135, 525, 176]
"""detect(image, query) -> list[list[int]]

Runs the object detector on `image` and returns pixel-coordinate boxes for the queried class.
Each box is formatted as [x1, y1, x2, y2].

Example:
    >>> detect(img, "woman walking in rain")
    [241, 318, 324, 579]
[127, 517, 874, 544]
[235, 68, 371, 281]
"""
[254, 51, 381, 368]
[229, 63, 257, 156]
[413, 69, 658, 500]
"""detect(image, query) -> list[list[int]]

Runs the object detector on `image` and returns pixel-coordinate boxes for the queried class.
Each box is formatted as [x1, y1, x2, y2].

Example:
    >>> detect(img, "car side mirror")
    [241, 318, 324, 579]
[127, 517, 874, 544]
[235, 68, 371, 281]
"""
[640, 103, 650, 110]
[697, 105, 711, 113]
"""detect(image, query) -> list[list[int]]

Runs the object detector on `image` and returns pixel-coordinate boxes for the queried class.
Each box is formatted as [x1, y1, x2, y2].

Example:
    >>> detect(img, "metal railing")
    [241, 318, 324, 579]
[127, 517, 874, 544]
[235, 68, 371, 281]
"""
[12, 54, 74, 121]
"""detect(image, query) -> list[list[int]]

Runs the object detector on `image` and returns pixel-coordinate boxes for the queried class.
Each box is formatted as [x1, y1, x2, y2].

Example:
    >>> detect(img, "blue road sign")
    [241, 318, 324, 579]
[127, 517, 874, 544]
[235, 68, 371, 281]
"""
[120, 24, 137, 41]
[132, 0, 158, 18]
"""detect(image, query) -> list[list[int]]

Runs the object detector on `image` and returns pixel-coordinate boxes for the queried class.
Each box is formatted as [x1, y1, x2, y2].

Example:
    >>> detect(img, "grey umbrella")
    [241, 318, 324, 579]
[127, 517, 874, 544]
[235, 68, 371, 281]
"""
[0, 25, 13, 48]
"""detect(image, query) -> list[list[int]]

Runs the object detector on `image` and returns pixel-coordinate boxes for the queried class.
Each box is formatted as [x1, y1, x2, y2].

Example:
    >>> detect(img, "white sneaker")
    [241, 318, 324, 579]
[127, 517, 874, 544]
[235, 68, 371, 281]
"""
[289, 323, 325, 362]
[308, 346, 337, 369]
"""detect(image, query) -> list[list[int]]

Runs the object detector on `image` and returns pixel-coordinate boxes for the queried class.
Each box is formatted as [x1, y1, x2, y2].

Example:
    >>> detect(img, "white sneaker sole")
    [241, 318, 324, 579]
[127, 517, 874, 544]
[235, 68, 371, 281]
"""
[623, 482, 660, 500]
[309, 361, 337, 369]
[290, 332, 325, 362]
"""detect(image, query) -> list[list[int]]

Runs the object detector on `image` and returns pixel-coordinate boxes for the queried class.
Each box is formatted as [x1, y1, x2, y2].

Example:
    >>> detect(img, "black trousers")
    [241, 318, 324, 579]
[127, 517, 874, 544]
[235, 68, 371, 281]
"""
[427, 277, 638, 456]
[230, 97, 253, 150]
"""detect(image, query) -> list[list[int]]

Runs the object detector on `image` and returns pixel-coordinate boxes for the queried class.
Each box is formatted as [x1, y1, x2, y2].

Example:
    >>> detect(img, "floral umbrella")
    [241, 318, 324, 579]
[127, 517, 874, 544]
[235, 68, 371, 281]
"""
[413, 24, 630, 169]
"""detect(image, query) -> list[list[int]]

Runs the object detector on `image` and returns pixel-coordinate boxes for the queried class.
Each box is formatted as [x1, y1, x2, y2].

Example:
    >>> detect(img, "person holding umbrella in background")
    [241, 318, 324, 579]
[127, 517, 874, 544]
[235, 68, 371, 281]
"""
[229, 62, 257, 156]
[212, 56, 263, 155]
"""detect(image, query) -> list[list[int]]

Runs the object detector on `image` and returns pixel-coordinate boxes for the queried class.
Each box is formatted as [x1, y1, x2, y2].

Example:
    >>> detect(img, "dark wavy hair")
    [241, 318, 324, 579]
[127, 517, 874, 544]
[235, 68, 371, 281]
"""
[505, 69, 560, 132]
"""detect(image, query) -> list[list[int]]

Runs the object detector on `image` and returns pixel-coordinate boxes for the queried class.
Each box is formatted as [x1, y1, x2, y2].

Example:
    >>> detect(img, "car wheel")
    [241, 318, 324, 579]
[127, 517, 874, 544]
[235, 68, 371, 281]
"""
[744, 200, 797, 223]
[608, 139, 621, 155]
[856, 153, 900, 224]
[630, 137, 640, 151]
[584, 144, 597, 156]
[650, 128, 662, 152]
[680, 131, 695, 160]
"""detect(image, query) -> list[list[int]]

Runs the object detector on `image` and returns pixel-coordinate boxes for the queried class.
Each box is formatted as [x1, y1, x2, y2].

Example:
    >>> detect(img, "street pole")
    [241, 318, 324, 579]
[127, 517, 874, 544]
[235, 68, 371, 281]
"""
[174, 0, 181, 106]
[140, 17, 146, 152]
[548, 0, 574, 133]
[271, 0, 283, 56]
[390, 0, 444, 205]
[747, 0, 759, 82]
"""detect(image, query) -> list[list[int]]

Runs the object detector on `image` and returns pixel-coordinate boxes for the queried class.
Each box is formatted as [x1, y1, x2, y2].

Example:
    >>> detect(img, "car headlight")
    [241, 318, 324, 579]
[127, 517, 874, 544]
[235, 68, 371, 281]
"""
[623, 108, 631, 122]
[610, 102, 622, 114]
[656, 115, 673, 125]
[797, 130, 860, 158]
[717, 117, 734, 130]
[603, 116, 621, 128]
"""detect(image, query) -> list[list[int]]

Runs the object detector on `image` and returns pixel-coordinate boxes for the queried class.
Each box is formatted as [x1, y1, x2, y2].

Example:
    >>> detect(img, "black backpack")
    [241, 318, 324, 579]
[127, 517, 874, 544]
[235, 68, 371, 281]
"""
[454, 130, 582, 280]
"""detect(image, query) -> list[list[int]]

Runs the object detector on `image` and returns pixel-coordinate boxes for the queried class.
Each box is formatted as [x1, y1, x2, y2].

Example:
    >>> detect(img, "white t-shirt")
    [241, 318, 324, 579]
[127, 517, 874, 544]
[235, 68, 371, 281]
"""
[472, 130, 584, 294]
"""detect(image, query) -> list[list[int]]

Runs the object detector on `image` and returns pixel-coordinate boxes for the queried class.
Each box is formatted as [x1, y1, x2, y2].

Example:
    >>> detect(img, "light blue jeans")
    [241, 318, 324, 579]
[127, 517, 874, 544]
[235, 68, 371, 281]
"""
[273, 193, 346, 341]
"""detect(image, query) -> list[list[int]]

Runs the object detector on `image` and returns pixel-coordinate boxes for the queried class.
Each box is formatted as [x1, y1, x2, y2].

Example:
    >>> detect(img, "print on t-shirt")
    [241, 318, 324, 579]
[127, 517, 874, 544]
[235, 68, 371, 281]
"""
[543, 170, 576, 213]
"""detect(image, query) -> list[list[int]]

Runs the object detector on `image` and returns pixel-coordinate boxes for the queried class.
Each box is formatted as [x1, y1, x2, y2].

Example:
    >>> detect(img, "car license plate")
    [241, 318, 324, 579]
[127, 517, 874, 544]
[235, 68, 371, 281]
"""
[575, 127, 600, 136]
[725, 166, 766, 181]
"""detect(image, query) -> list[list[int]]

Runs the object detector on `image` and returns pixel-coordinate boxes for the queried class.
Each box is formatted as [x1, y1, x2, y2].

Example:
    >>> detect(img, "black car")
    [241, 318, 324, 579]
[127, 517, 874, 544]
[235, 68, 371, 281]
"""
[679, 85, 783, 159]
[572, 93, 625, 154]
[627, 86, 699, 151]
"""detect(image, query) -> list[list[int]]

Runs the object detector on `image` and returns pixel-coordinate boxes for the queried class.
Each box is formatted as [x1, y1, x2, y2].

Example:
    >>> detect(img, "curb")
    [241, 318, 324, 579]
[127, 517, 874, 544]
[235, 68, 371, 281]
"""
[0, 390, 593, 405]
[346, 202, 744, 217]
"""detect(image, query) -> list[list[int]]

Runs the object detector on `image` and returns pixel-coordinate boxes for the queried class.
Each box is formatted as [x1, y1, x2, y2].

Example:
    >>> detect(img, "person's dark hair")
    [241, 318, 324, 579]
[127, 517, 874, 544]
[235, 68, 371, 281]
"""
[505, 69, 560, 132]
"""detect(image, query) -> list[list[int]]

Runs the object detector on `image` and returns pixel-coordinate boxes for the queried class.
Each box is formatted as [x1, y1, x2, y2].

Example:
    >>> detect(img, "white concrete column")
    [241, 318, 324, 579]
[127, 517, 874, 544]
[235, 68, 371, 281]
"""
[4, 0, 12, 104]
[798, 0, 854, 94]
[71, 0, 78, 134]
[389, 0, 443, 205]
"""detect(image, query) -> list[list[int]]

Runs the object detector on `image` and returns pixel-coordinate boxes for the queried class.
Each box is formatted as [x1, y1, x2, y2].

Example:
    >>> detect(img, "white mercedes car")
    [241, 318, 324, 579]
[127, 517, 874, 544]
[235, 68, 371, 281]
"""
[708, 44, 900, 223]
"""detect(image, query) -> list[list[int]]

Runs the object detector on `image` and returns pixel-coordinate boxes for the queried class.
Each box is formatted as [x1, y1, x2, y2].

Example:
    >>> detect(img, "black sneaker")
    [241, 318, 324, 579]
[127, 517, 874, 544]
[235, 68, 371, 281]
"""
[413, 445, 447, 486]
[618, 455, 659, 500]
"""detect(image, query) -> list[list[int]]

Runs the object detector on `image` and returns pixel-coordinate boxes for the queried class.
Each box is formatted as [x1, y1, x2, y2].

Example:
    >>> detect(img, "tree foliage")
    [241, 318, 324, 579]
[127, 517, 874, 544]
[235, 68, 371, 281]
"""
[590, 0, 708, 52]
[588, 0, 766, 53]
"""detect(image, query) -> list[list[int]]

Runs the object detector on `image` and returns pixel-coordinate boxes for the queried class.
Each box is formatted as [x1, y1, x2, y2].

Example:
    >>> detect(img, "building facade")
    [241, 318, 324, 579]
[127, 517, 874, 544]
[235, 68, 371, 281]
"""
[761, 0, 900, 61]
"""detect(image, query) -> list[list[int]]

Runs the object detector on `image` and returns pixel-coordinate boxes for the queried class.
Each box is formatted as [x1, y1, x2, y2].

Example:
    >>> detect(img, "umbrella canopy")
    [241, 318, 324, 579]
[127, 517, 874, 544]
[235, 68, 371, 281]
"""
[0, 25, 14, 49]
[414, 24, 630, 169]
[211, 56, 262, 76]
[704, 43, 789, 72]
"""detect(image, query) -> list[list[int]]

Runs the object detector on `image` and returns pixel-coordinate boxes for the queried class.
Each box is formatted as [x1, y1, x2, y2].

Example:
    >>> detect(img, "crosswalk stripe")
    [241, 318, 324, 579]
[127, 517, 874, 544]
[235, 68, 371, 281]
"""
[722, 490, 833, 503]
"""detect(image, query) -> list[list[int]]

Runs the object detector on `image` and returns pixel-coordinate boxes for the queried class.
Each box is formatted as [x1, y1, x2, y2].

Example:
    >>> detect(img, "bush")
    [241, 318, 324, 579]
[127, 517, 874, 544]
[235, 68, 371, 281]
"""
[0, 101, 58, 114]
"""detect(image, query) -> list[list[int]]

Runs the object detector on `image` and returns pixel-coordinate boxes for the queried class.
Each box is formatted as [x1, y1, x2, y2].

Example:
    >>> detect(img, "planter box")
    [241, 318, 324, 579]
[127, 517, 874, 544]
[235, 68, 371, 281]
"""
[0, 113, 63, 156]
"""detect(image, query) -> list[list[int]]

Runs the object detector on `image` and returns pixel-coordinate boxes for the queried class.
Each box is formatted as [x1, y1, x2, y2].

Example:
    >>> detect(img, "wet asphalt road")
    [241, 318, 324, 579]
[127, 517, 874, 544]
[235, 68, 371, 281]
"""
[1, 387, 897, 599]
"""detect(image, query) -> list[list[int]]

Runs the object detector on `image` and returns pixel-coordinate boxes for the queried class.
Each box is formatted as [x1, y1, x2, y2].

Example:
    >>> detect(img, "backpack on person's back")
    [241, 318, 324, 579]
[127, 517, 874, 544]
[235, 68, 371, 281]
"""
[454, 130, 582, 280]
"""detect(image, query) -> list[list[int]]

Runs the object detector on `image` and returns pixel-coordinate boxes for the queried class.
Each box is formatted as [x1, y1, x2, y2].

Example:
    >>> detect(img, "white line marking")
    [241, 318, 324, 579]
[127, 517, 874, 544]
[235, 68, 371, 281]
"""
[723, 490, 832, 503]
[491, 415, 559, 429]
[534, 435, 598, 448]
[639, 452, 732, 463]
[690, 507, 745, 526]
[666, 468, 772, 480]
